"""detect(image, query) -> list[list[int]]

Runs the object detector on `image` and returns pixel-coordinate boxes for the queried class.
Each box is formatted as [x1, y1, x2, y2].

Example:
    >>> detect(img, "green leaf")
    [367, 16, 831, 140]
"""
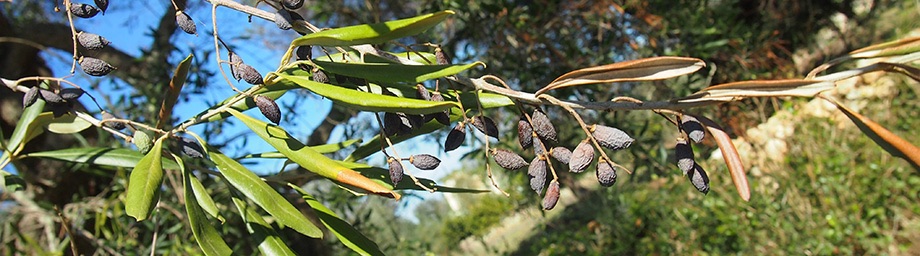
[206, 145, 323, 238]
[239, 138, 363, 159]
[181, 157, 232, 256]
[2, 170, 26, 192]
[157, 54, 194, 129]
[46, 114, 92, 134]
[291, 11, 454, 47]
[126, 137, 165, 221]
[2, 96, 45, 162]
[231, 197, 297, 256]
[189, 173, 224, 223]
[227, 108, 400, 199]
[316, 51, 440, 65]
[22, 147, 180, 170]
[277, 73, 459, 115]
[288, 185, 384, 256]
[312, 60, 484, 84]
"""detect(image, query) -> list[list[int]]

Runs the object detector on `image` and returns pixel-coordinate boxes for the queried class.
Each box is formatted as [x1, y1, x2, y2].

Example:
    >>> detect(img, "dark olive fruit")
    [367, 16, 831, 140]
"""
[282, 0, 304, 10]
[49, 102, 74, 117]
[237, 63, 263, 85]
[675, 139, 695, 173]
[532, 135, 545, 156]
[383, 112, 402, 136]
[176, 11, 197, 35]
[79, 57, 115, 76]
[274, 11, 292, 30]
[596, 159, 617, 187]
[334, 74, 347, 84]
[490, 148, 528, 170]
[387, 157, 403, 185]
[569, 140, 594, 173]
[435, 48, 450, 65]
[591, 124, 634, 150]
[444, 124, 466, 152]
[680, 115, 706, 143]
[531, 109, 557, 143]
[59, 88, 85, 101]
[133, 130, 154, 155]
[542, 181, 560, 210]
[94, 0, 108, 13]
[296, 45, 312, 60]
[312, 69, 329, 83]
[687, 163, 710, 194]
[23, 87, 40, 108]
[179, 137, 205, 159]
[77, 32, 110, 50]
[528, 157, 547, 194]
[39, 89, 65, 104]
[429, 92, 450, 126]
[70, 3, 100, 18]
[101, 112, 125, 130]
[471, 116, 499, 140]
[550, 146, 572, 165]
[416, 84, 431, 101]
[518, 118, 533, 149]
[409, 154, 441, 170]
[254, 95, 281, 124]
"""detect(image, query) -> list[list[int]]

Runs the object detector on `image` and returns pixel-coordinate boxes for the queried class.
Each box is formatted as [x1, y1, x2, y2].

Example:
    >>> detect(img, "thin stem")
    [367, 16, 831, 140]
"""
[210, 3, 242, 93]
[63, 0, 78, 74]
[540, 94, 632, 175]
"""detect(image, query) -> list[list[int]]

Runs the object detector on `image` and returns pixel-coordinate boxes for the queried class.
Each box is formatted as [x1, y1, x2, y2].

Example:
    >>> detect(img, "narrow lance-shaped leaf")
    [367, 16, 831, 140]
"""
[239, 138, 363, 159]
[288, 185, 385, 256]
[695, 115, 750, 201]
[157, 54, 193, 129]
[126, 137, 165, 221]
[337, 161, 490, 193]
[188, 173, 224, 223]
[22, 147, 181, 170]
[180, 157, 232, 256]
[230, 197, 297, 256]
[535, 56, 705, 95]
[678, 79, 836, 103]
[312, 60, 485, 84]
[278, 73, 458, 115]
[227, 108, 400, 199]
[2, 94, 45, 161]
[808, 35, 920, 77]
[291, 11, 454, 47]
[829, 98, 920, 169]
[205, 144, 323, 238]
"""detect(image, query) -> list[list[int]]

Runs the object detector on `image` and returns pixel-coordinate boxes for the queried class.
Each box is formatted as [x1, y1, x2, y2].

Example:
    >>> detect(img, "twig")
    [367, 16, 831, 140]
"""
[373, 113, 435, 192]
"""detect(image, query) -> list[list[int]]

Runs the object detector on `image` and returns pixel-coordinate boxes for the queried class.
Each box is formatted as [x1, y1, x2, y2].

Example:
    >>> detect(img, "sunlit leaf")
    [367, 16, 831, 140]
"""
[227, 108, 400, 199]
[126, 137, 165, 221]
[316, 51, 440, 65]
[22, 147, 180, 170]
[206, 144, 323, 238]
[188, 172, 224, 223]
[2, 96, 45, 162]
[231, 197, 297, 256]
[830, 99, 920, 169]
[289, 185, 384, 256]
[157, 54, 193, 129]
[340, 161, 490, 193]
[290, 11, 454, 47]
[808, 35, 920, 77]
[311, 60, 485, 83]
[45, 114, 92, 134]
[678, 79, 835, 103]
[535, 57, 705, 95]
[695, 115, 750, 201]
[278, 73, 459, 115]
[181, 157, 232, 256]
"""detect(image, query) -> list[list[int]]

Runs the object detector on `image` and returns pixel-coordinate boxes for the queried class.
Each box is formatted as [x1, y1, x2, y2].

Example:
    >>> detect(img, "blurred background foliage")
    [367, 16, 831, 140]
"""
[1, 0, 918, 255]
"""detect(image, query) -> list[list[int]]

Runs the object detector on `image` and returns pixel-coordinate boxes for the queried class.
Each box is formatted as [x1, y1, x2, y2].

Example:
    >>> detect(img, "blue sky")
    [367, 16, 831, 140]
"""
[22, 1, 476, 220]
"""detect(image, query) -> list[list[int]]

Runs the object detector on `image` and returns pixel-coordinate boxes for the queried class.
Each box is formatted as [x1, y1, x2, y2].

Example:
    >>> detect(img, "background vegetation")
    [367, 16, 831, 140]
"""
[1, 0, 918, 255]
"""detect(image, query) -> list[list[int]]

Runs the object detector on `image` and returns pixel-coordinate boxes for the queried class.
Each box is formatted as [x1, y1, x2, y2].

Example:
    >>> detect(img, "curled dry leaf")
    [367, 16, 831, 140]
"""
[695, 115, 750, 201]
[679, 79, 835, 103]
[23, 87, 39, 108]
[830, 99, 920, 169]
[536, 56, 705, 95]
[491, 148, 528, 170]
[542, 181, 560, 210]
